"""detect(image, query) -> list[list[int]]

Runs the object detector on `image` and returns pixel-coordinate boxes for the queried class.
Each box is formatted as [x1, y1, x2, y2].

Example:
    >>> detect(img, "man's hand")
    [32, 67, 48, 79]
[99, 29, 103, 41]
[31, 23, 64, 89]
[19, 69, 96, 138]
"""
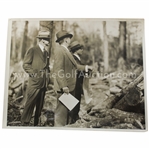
[88, 66, 93, 71]
[62, 87, 69, 94]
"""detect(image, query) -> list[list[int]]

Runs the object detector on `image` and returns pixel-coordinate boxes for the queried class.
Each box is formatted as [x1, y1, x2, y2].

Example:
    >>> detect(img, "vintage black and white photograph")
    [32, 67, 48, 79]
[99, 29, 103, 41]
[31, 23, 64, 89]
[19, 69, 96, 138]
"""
[3, 18, 147, 130]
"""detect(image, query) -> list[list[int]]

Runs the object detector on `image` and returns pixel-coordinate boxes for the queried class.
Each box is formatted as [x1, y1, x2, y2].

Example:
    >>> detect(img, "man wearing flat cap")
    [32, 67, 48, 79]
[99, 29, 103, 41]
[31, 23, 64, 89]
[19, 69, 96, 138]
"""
[21, 30, 50, 126]
[53, 30, 92, 126]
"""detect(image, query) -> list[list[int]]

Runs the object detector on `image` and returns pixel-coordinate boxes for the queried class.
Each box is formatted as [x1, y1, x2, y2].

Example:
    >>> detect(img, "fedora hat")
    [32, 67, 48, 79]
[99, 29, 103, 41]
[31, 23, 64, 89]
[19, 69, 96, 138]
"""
[69, 41, 83, 53]
[56, 30, 73, 42]
[36, 30, 50, 39]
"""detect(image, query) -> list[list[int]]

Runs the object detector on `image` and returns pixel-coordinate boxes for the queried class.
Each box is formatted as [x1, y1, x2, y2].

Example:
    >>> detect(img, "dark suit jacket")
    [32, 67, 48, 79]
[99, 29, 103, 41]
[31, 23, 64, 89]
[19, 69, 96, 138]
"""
[23, 45, 49, 89]
[53, 45, 85, 92]
[73, 54, 85, 95]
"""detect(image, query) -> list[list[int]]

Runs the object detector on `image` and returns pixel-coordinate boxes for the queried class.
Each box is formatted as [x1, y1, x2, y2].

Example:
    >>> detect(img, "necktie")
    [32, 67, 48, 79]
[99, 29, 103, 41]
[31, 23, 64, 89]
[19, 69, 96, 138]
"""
[43, 48, 49, 68]
[43, 48, 47, 60]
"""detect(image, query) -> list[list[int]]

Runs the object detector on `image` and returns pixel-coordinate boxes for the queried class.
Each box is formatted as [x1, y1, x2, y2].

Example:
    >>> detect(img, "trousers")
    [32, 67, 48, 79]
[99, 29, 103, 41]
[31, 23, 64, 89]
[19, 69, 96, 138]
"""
[54, 90, 75, 127]
[21, 86, 46, 126]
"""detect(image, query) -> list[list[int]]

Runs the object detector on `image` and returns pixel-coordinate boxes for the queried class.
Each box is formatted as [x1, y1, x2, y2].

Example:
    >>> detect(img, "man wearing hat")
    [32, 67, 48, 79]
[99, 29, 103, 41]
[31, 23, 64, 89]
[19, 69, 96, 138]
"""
[69, 41, 86, 123]
[53, 30, 92, 126]
[21, 30, 50, 126]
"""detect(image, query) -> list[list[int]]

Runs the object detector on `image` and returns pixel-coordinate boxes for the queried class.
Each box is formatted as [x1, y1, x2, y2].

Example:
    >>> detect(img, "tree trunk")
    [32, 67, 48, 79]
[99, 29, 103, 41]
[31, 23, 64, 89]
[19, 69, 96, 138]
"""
[61, 21, 66, 30]
[40, 21, 54, 54]
[21, 21, 28, 60]
[50, 22, 56, 59]
[103, 21, 109, 72]
[11, 21, 17, 62]
[119, 21, 127, 60]
[126, 27, 131, 59]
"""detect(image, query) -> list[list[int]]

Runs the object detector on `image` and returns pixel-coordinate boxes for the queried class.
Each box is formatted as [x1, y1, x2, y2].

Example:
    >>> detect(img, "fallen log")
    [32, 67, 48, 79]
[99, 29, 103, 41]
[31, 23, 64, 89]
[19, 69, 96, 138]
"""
[102, 123, 137, 129]
[8, 121, 21, 126]
[123, 87, 142, 106]
[12, 80, 28, 108]
[82, 116, 143, 129]
[93, 71, 144, 110]
[89, 108, 145, 129]
[113, 93, 145, 114]
[81, 114, 98, 122]
[110, 87, 122, 94]
[90, 108, 145, 123]
[86, 116, 113, 128]
[67, 108, 145, 129]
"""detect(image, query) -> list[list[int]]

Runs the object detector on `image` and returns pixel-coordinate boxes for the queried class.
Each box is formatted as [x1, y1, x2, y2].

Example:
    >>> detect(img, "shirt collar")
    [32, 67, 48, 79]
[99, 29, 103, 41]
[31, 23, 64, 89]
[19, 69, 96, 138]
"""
[73, 53, 81, 61]
[61, 45, 69, 51]
[39, 43, 44, 52]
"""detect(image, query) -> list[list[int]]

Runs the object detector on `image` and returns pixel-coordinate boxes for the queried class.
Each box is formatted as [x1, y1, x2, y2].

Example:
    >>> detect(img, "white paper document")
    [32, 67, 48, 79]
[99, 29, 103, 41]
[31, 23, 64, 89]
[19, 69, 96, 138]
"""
[59, 93, 79, 111]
